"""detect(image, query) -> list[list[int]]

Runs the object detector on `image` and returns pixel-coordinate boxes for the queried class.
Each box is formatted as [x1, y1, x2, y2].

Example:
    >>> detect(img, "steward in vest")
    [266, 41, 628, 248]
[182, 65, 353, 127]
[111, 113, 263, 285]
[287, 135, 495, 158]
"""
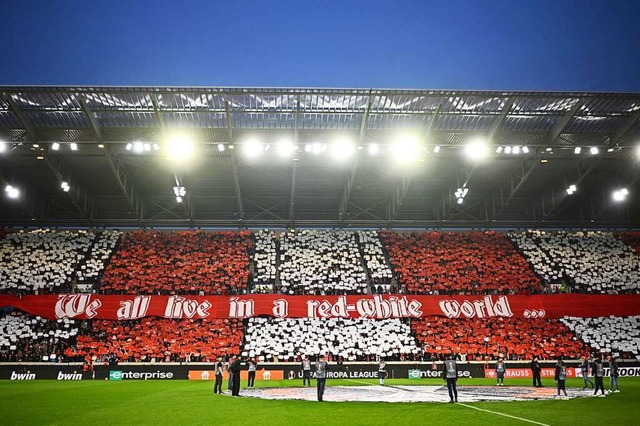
[378, 359, 387, 385]
[554, 358, 568, 397]
[495, 357, 506, 386]
[593, 356, 606, 396]
[301, 356, 312, 387]
[442, 353, 458, 403]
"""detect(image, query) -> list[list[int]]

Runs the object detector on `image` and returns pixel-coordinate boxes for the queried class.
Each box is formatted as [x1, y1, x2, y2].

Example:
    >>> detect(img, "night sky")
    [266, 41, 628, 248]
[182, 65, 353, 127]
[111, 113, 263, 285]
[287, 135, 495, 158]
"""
[1, 0, 638, 91]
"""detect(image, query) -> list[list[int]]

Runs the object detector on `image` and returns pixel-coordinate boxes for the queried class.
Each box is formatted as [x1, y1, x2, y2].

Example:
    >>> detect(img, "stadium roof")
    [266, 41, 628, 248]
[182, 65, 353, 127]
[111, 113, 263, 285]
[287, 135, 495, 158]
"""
[1, 86, 639, 229]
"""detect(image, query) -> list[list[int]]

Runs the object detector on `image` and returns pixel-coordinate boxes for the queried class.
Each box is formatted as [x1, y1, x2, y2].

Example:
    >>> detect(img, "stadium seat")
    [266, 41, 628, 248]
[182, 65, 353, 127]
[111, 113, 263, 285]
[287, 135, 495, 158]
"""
[252, 230, 278, 293]
[560, 316, 640, 359]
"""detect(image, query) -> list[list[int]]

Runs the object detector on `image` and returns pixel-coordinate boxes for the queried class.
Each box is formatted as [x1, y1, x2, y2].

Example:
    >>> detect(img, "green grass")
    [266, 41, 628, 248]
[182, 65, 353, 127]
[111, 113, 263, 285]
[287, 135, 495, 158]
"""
[0, 377, 638, 426]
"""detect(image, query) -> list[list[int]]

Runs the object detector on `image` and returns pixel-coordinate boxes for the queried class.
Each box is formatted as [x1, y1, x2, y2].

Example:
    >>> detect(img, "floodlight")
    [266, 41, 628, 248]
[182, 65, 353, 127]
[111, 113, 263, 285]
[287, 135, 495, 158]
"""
[173, 186, 186, 197]
[465, 137, 488, 160]
[51, 142, 60, 151]
[496, 146, 503, 154]
[133, 142, 144, 153]
[126, 143, 133, 151]
[504, 146, 512, 154]
[152, 144, 160, 151]
[392, 135, 421, 163]
[590, 146, 599, 155]
[545, 147, 552, 152]
[176, 196, 183, 203]
[243, 138, 263, 159]
[612, 190, 626, 202]
[304, 144, 312, 153]
[621, 188, 629, 195]
[277, 138, 295, 158]
[566, 184, 577, 195]
[522, 146, 530, 154]
[330, 137, 356, 160]
[433, 145, 441, 153]
[217, 143, 225, 152]
[513, 146, 521, 155]
[574, 147, 582, 154]
[5, 185, 19, 199]
[165, 132, 195, 162]
[70, 143, 78, 151]
[61, 182, 70, 192]
[144, 143, 151, 152]
[457, 198, 464, 204]
[98, 144, 105, 149]
[0, 142, 6, 153]
[368, 144, 379, 155]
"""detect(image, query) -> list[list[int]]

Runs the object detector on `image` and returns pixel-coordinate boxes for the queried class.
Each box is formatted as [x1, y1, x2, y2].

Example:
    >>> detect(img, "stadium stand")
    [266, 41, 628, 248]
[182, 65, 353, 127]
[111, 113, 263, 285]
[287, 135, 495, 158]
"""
[65, 318, 243, 363]
[252, 230, 278, 293]
[75, 231, 121, 284]
[99, 230, 251, 295]
[380, 231, 542, 295]
[357, 231, 394, 292]
[411, 316, 585, 361]
[509, 230, 640, 294]
[278, 230, 368, 295]
[0, 311, 78, 362]
[0, 229, 94, 294]
[560, 316, 640, 359]
[244, 318, 419, 361]
[618, 231, 640, 256]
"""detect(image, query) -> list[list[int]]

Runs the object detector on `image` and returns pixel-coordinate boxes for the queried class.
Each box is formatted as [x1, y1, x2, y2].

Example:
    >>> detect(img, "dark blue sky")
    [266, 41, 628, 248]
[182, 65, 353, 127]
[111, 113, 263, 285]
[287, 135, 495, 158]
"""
[1, 0, 639, 91]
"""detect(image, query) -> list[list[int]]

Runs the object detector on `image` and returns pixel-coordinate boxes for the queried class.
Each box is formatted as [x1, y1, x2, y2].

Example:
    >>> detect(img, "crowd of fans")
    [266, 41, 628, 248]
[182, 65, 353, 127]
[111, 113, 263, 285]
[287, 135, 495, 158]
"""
[380, 231, 542, 295]
[560, 316, 640, 359]
[75, 231, 121, 284]
[357, 231, 394, 292]
[99, 231, 251, 295]
[252, 230, 278, 293]
[278, 230, 368, 295]
[510, 230, 640, 294]
[64, 318, 243, 363]
[411, 316, 585, 361]
[0, 311, 78, 362]
[0, 229, 95, 294]
[244, 317, 419, 361]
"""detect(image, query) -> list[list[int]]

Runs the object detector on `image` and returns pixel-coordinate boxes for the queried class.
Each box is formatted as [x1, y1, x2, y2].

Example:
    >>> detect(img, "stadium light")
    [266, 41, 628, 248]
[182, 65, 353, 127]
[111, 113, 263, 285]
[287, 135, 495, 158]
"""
[152, 143, 160, 151]
[368, 143, 379, 155]
[243, 138, 263, 159]
[70, 143, 78, 151]
[217, 143, 225, 152]
[612, 188, 628, 202]
[0, 141, 6, 153]
[392, 135, 421, 163]
[465, 137, 488, 161]
[566, 184, 577, 195]
[165, 132, 195, 163]
[574, 147, 582, 154]
[512, 146, 521, 155]
[133, 141, 144, 153]
[176, 196, 183, 203]
[144, 143, 151, 152]
[61, 182, 70, 192]
[522, 146, 530, 154]
[276, 138, 295, 158]
[590, 146, 599, 155]
[433, 145, 441, 153]
[304, 144, 312, 153]
[5, 185, 19, 199]
[126, 143, 133, 151]
[311, 143, 326, 155]
[330, 137, 356, 160]
[496, 146, 503, 154]
[51, 142, 60, 151]
[504, 146, 512, 154]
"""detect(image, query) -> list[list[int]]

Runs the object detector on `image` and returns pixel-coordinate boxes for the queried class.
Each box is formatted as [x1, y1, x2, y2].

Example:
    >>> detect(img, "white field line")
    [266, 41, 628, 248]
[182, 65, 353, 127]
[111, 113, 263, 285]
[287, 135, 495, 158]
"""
[458, 403, 551, 426]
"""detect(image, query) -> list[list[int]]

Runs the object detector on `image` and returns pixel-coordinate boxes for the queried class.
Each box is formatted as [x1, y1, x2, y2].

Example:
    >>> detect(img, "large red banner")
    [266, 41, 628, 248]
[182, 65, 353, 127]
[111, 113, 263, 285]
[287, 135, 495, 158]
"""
[1, 294, 639, 320]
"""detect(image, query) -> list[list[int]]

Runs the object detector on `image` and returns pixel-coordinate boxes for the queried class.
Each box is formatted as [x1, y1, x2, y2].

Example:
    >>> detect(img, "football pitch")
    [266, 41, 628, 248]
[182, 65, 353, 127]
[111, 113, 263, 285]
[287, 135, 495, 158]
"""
[0, 377, 638, 426]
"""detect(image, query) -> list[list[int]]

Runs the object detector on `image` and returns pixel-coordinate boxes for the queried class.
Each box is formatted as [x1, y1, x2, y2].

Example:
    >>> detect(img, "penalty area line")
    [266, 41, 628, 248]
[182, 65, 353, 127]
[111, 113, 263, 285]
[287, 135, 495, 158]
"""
[457, 403, 551, 426]
[343, 379, 376, 386]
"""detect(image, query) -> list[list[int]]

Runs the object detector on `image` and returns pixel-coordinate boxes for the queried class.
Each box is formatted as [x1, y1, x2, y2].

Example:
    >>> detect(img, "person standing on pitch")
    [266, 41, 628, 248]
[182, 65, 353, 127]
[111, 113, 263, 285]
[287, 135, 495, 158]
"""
[580, 356, 594, 389]
[214, 356, 224, 394]
[378, 358, 387, 385]
[593, 356, 606, 396]
[247, 358, 257, 389]
[608, 355, 620, 393]
[495, 357, 506, 386]
[442, 353, 458, 403]
[530, 356, 542, 387]
[315, 354, 328, 402]
[554, 358, 568, 397]
[301, 355, 312, 387]
[226, 357, 233, 392]
[230, 355, 241, 397]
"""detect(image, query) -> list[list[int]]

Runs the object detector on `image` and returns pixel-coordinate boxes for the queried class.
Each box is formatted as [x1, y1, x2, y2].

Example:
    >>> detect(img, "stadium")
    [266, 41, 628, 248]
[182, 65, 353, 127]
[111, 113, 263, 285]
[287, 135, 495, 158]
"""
[1, 85, 640, 425]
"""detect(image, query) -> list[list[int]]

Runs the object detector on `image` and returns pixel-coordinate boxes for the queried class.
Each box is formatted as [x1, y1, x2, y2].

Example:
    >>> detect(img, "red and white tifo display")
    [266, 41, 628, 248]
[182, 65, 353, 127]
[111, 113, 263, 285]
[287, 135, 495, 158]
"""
[1, 293, 639, 320]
